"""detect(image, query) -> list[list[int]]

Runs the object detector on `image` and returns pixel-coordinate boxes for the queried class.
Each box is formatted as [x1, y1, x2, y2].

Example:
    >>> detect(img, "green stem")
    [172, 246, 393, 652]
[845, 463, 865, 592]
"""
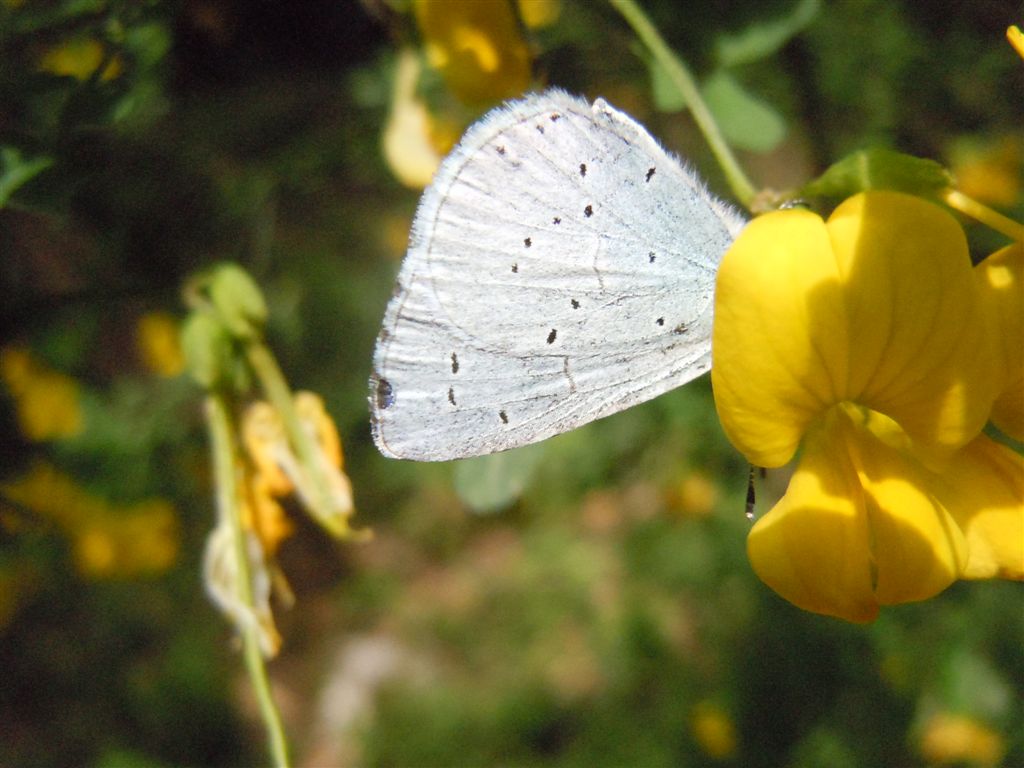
[206, 394, 291, 768]
[245, 341, 350, 537]
[608, 0, 758, 208]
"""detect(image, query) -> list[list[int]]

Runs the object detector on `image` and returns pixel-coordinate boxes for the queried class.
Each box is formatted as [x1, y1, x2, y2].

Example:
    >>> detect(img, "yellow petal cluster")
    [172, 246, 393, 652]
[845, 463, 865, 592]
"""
[713, 191, 1023, 622]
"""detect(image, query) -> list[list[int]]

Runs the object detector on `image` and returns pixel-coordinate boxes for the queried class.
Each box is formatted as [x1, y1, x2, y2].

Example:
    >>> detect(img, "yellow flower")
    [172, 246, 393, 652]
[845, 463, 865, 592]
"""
[516, 0, 561, 29]
[39, 38, 123, 82]
[382, 48, 458, 189]
[136, 312, 185, 378]
[690, 701, 737, 759]
[712, 192, 1019, 622]
[414, 0, 531, 106]
[974, 242, 1023, 440]
[919, 712, 1006, 767]
[0, 346, 83, 441]
[1, 462, 179, 578]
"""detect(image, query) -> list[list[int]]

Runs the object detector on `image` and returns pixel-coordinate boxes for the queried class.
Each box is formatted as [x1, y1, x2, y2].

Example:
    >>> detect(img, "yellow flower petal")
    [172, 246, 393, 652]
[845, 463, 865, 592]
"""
[748, 406, 968, 622]
[382, 48, 446, 189]
[414, 0, 531, 106]
[747, 409, 879, 623]
[828, 193, 996, 464]
[932, 435, 1024, 579]
[841, 406, 967, 605]
[713, 192, 996, 468]
[713, 209, 847, 466]
[975, 242, 1024, 440]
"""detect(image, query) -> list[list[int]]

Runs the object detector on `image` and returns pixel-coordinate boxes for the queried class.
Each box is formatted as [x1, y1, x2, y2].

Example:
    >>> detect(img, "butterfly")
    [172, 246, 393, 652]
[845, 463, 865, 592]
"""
[370, 90, 745, 461]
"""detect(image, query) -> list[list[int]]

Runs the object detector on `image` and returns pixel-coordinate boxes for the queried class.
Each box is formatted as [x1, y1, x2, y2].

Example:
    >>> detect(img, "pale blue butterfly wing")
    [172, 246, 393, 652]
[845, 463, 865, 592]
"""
[370, 90, 745, 461]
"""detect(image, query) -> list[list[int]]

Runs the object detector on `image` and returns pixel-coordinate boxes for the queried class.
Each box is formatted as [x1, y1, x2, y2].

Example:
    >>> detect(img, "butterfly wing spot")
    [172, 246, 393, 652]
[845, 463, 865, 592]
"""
[546, 328, 557, 344]
[549, 113, 561, 122]
[451, 352, 460, 373]
[448, 387, 456, 405]
[499, 410, 509, 424]
[579, 163, 587, 177]
[571, 299, 580, 309]
[496, 145, 506, 155]
[552, 217, 561, 225]
[376, 377, 394, 409]
[646, 167, 656, 182]
[536, 124, 545, 134]
[511, 263, 518, 273]
[648, 252, 656, 263]
[656, 317, 664, 326]
[524, 237, 532, 248]
[584, 204, 593, 218]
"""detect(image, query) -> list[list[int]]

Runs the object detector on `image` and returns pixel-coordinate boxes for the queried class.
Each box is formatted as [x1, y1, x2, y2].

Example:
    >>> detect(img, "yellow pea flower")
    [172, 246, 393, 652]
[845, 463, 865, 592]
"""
[712, 191, 1020, 622]
[414, 0, 531, 106]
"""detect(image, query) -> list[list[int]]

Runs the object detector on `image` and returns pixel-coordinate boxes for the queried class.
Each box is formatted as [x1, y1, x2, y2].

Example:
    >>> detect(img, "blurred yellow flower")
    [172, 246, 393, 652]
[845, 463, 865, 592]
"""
[39, 38, 123, 82]
[667, 471, 720, 518]
[516, 0, 561, 29]
[414, 0, 532, 106]
[690, 701, 737, 759]
[382, 48, 456, 189]
[1, 462, 179, 578]
[919, 712, 1005, 767]
[712, 192, 1020, 622]
[136, 312, 185, 378]
[1, 346, 83, 441]
[949, 136, 1021, 208]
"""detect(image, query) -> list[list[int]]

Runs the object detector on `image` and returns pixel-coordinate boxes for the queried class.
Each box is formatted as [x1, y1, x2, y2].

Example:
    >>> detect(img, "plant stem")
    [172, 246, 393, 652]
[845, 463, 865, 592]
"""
[942, 189, 1024, 243]
[608, 0, 758, 208]
[206, 394, 291, 768]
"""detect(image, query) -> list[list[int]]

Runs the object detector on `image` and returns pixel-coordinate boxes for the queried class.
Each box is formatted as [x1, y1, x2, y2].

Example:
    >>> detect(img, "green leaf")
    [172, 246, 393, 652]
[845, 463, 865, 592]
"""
[636, 42, 688, 113]
[701, 69, 786, 153]
[801, 148, 954, 200]
[715, 0, 821, 67]
[0, 147, 54, 208]
[452, 442, 547, 514]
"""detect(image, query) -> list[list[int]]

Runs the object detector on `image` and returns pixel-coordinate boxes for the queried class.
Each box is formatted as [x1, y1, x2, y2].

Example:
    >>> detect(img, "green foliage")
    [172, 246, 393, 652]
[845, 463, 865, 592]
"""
[1, 0, 1021, 767]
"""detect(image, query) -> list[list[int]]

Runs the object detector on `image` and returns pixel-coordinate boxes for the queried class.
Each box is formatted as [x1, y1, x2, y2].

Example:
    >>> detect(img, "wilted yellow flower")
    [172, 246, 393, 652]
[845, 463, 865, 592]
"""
[690, 701, 737, 759]
[414, 0, 531, 106]
[919, 712, 1005, 767]
[1, 346, 82, 441]
[136, 312, 185, 377]
[39, 38, 123, 82]
[713, 192, 1020, 622]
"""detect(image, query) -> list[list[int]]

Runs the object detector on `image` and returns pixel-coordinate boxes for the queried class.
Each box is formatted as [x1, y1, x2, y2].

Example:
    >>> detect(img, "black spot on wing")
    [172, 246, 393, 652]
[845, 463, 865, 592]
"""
[656, 317, 664, 326]
[451, 352, 460, 374]
[496, 145, 506, 155]
[524, 237, 531, 248]
[448, 387, 456, 406]
[547, 328, 557, 344]
[552, 217, 561, 225]
[646, 167, 656, 182]
[571, 299, 580, 309]
[579, 163, 587, 177]
[499, 410, 508, 424]
[649, 252, 656, 263]
[511, 263, 518, 273]
[584, 204, 593, 218]
[375, 378, 394, 409]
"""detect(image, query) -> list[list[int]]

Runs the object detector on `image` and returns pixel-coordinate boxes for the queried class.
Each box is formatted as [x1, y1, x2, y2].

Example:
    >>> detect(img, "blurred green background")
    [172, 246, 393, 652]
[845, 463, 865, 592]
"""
[2, 1, 1022, 766]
